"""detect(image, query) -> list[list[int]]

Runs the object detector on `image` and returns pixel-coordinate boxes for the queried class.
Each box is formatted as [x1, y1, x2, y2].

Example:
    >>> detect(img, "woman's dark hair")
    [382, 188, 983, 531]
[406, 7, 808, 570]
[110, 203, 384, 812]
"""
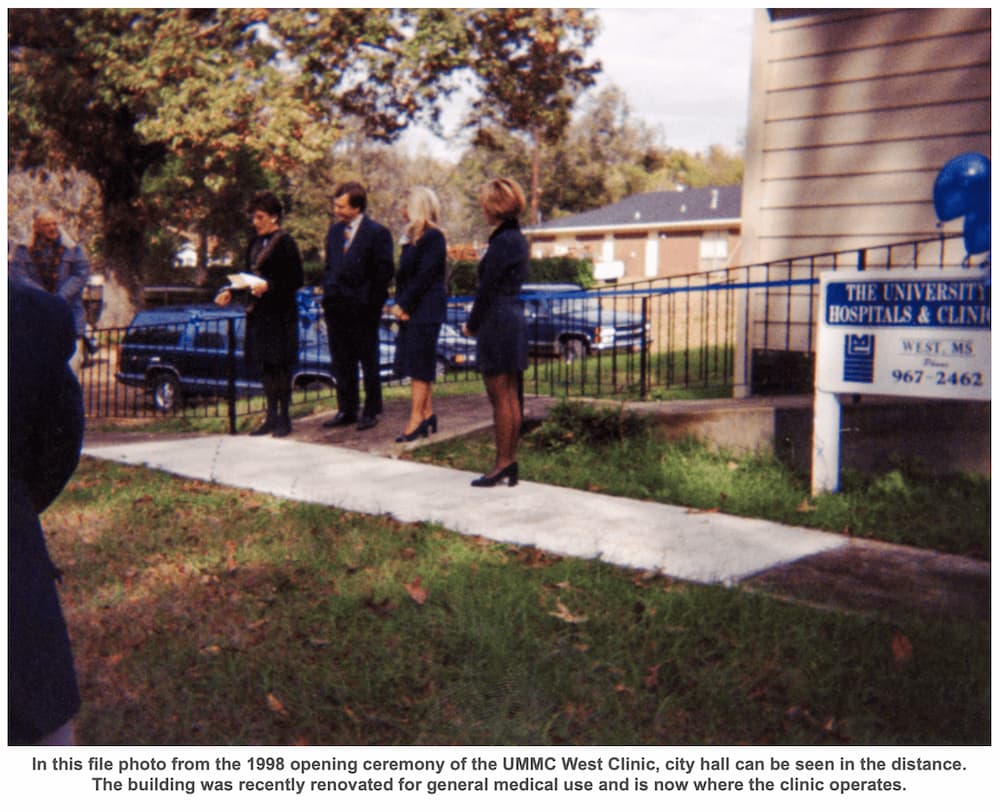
[334, 181, 367, 213]
[247, 190, 283, 220]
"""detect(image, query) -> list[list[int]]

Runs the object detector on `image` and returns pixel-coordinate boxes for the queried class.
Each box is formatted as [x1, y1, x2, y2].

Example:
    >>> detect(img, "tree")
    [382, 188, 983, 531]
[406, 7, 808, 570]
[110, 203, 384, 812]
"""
[462, 8, 602, 224]
[8, 8, 467, 294]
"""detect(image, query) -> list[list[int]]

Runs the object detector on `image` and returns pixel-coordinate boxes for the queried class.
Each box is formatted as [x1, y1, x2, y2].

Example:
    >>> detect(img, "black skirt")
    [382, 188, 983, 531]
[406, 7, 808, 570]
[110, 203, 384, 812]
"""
[394, 321, 442, 382]
[246, 308, 299, 371]
[476, 295, 527, 376]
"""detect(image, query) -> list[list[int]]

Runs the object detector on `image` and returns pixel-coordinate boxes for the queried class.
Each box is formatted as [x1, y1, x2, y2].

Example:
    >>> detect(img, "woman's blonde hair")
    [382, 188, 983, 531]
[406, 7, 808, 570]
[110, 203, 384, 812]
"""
[405, 186, 441, 242]
[478, 177, 526, 223]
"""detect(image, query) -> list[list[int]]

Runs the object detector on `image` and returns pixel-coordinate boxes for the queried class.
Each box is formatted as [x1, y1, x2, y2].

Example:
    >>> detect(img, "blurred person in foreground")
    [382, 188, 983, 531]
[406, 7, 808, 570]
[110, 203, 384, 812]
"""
[462, 178, 529, 487]
[390, 187, 448, 443]
[8, 279, 85, 744]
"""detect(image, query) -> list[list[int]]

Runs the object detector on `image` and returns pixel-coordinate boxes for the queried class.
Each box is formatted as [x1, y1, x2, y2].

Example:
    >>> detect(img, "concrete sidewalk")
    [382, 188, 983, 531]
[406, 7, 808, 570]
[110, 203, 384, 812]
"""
[84, 434, 848, 585]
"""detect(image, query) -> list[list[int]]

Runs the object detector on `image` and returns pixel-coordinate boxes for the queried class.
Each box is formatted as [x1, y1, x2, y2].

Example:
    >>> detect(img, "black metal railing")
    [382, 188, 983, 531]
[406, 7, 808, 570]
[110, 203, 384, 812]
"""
[80, 233, 976, 422]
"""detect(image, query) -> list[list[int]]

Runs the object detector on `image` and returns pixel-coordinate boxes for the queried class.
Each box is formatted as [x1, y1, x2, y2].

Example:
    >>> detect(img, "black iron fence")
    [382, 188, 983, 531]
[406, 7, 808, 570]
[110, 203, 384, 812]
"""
[79, 233, 974, 423]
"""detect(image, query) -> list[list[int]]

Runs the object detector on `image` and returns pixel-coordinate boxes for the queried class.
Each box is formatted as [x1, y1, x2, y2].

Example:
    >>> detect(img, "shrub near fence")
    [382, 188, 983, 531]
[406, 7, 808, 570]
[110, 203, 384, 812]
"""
[448, 256, 595, 296]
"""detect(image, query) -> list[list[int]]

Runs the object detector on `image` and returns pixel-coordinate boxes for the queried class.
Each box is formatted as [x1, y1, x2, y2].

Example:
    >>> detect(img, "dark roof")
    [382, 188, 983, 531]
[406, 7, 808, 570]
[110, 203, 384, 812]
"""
[526, 185, 741, 234]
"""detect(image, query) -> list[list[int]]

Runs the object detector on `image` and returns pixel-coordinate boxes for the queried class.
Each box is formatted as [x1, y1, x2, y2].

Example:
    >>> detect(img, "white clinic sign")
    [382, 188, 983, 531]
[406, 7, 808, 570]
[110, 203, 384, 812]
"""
[812, 269, 991, 493]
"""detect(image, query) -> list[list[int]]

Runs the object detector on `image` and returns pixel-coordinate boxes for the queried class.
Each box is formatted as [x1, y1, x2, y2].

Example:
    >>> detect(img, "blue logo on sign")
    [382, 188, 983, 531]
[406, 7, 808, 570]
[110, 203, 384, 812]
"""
[844, 334, 875, 383]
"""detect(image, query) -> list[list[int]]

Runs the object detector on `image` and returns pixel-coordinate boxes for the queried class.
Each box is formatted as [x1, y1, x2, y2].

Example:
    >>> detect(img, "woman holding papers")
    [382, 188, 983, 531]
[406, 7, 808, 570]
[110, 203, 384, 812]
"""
[215, 190, 304, 437]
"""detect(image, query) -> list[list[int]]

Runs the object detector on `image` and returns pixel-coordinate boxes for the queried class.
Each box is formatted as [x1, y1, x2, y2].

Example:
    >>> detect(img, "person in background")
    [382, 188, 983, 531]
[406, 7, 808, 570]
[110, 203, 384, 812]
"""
[9, 209, 91, 377]
[462, 178, 529, 487]
[8, 280, 85, 745]
[215, 191, 304, 437]
[390, 187, 448, 443]
[321, 181, 395, 431]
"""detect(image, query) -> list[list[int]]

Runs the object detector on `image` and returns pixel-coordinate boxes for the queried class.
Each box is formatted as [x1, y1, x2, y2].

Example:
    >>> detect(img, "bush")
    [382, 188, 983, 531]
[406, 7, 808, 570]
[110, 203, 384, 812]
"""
[527, 399, 651, 451]
[530, 256, 594, 289]
[303, 259, 325, 288]
[448, 260, 479, 297]
[448, 256, 595, 296]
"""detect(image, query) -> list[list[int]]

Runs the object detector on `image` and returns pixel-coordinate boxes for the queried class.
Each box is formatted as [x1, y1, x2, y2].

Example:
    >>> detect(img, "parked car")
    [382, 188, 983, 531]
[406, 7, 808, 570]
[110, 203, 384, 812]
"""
[434, 322, 478, 376]
[116, 304, 395, 411]
[521, 283, 650, 362]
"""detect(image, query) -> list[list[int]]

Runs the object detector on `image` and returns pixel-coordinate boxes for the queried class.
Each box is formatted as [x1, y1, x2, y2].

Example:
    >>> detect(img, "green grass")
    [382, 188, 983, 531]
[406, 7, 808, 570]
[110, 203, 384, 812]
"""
[414, 401, 991, 560]
[45, 458, 989, 745]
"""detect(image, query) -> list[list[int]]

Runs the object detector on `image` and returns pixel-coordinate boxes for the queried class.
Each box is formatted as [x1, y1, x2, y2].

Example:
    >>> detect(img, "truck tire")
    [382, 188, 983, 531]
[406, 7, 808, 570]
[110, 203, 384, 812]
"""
[560, 338, 586, 363]
[151, 372, 181, 412]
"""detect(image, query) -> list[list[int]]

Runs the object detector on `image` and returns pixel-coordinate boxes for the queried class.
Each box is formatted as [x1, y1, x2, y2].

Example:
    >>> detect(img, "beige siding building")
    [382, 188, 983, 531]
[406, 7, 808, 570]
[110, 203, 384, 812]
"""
[736, 7, 990, 396]
[741, 7, 991, 265]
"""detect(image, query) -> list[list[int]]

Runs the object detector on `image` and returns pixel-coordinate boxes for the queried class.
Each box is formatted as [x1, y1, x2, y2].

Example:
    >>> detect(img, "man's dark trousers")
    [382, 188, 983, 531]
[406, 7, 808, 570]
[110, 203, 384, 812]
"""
[324, 298, 382, 419]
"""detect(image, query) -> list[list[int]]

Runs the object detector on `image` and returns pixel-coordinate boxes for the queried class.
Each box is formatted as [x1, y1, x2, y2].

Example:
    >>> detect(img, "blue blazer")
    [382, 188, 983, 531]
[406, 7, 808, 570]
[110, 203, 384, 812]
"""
[8, 281, 84, 743]
[395, 227, 447, 324]
[323, 215, 395, 311]
[466, 219, 529, 334]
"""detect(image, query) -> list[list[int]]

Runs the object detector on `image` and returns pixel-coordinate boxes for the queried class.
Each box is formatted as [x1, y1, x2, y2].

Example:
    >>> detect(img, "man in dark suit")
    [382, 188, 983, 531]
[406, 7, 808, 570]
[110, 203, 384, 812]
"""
[321, 181, 395, 430]
[8, 280, 85, 744]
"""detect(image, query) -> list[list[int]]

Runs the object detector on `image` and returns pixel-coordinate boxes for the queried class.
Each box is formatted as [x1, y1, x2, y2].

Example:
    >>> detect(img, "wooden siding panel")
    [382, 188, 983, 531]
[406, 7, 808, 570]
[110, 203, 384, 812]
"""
[769, 8, 991, 60]
[760, 202, 939, 238]
[761, 135, 993, 179]
[766, 66, 991, 120]
[760, 171, 940, 208]
[767, 29, 990, 89]
[764, 100, 990, 150]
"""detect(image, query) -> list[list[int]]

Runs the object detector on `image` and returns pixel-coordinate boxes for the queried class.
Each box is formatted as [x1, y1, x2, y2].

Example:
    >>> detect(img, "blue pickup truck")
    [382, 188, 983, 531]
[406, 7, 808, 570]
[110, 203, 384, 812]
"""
[446, 284, 649, 363]
[521, 284, 649, 362]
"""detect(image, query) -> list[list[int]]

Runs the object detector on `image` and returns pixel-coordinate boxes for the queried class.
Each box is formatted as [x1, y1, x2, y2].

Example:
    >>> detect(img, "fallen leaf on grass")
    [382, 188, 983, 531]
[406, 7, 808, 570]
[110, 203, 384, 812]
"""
[403, 577, 429, 605]
[266, 692, 289, 717]
[225, 540, 239, 573]
[643, 664, 661, 689]
[549, 599, 587, 624]
[891, 632, 913, 667]
[796, 498, 817, 513]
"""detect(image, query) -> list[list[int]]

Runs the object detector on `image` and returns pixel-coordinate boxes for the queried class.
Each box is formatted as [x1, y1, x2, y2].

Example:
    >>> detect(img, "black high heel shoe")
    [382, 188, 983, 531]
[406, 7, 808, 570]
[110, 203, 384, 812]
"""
[426, 414, 438, 434]
[471, 462, 519, 488]
[395, 421, 430, 443]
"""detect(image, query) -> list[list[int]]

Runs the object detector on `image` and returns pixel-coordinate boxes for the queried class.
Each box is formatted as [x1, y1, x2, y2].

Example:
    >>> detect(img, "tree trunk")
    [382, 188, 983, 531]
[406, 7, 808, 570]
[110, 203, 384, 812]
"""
[530, 127, 542, 226]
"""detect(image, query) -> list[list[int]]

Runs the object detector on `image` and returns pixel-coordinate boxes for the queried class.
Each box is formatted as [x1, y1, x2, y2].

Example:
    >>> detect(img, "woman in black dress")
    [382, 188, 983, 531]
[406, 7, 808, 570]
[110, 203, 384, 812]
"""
[390, 186, 448, 442]
[463, 178, 529, 487]
[216, 191, 304, 437]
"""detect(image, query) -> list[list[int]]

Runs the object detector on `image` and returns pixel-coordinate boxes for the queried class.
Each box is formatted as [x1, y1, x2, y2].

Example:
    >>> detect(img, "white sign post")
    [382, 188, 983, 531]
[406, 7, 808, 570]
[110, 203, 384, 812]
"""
[812, 269, 991, 494]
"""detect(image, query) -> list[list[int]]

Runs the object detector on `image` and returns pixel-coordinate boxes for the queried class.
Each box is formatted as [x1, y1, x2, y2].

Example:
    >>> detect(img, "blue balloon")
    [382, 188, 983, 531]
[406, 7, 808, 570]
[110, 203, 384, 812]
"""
[963, 202, 991, 255]
[933, 152, 990, 222]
